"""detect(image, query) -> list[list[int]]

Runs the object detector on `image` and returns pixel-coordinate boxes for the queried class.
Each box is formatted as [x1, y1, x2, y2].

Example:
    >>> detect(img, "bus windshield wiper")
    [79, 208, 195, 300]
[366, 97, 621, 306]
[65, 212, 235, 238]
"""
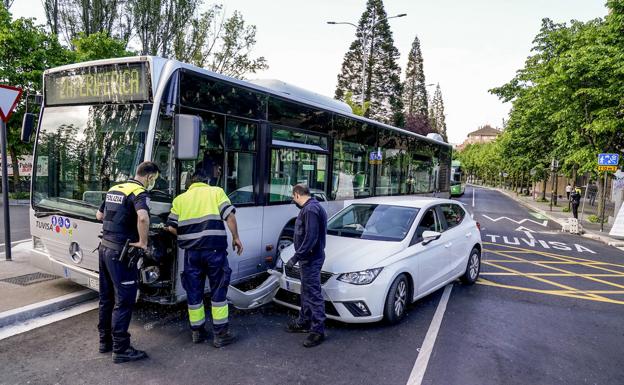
[34, 209, 66, 218]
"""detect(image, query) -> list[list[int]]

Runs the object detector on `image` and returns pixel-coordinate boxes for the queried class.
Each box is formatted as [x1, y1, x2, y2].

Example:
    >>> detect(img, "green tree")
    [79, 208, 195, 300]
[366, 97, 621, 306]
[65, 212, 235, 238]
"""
[0, 5, 72, 191]
[334, 0, 404, 126]
[72, 31, 136, 62]
[429, 84, 447, 141]
[343, 91, 370, 116]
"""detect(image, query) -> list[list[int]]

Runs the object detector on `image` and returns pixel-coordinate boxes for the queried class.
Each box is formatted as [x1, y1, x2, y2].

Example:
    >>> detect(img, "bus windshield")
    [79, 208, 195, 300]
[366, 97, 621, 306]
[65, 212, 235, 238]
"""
[33, 103, 151, 219]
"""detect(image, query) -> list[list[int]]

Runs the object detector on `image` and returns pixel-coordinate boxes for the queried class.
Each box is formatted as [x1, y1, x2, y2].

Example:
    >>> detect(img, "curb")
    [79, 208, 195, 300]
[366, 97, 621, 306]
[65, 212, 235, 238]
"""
[469, 184, 624, 247]
[0, 289, 98, 329]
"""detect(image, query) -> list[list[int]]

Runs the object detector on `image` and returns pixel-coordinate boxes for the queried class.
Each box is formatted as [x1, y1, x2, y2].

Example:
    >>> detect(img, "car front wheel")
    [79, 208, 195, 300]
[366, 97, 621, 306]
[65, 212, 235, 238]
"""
[460, 247, 481, 284]
[383, 274, 409, 324]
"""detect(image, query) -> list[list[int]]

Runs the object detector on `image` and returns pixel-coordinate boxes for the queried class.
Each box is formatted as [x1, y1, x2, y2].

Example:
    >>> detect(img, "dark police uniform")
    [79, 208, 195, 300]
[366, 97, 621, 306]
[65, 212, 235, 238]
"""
[290, 198, 327, 334]
[167, 182, 235, 335]
[98, 179, 149, 353]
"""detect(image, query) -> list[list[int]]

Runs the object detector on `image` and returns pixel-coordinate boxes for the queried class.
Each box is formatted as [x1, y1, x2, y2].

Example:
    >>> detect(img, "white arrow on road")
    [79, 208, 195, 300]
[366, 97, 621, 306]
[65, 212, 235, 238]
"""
[515, 226, 535, 239]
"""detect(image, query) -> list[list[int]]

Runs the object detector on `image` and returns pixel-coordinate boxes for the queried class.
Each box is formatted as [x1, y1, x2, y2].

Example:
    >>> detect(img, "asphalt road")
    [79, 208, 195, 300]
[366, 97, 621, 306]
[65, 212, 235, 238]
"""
[0, 204, 31, 252]
[1, 187, 623, 384]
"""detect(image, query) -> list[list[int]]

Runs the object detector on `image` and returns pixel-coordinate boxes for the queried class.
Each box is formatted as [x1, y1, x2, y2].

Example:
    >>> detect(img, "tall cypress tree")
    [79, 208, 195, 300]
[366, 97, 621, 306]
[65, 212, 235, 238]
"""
[334, 0, 404, 126]
[402, 34, 431, 134]
[429, 84, 448, 141]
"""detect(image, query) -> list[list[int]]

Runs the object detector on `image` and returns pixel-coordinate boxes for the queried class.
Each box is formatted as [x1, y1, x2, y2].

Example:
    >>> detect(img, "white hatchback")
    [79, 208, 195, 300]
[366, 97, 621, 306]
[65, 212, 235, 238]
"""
[273, 196, 482, 324]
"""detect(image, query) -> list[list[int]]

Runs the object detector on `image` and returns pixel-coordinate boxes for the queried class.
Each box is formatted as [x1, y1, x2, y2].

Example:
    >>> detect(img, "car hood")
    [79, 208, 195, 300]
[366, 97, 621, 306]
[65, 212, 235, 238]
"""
[281, 235, 405, 274]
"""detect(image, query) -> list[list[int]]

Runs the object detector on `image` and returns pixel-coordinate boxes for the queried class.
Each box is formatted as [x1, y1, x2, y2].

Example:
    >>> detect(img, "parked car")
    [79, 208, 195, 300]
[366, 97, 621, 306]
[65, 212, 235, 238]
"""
[272, 196, 482, 324]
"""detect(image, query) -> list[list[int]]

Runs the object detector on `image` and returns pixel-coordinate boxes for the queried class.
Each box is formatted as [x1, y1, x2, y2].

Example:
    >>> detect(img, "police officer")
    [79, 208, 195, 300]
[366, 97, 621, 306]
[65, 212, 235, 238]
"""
[571, 187, 582, 219]
[95, 161, 160, 363]
[166, 166, 243, 347]
[285, 184, 328, 348]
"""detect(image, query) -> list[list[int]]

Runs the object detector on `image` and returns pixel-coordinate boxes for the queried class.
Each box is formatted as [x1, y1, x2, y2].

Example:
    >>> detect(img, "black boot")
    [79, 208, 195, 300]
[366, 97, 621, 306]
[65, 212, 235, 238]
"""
[192, 328, 209, 344]
[213, 330, 236, 348]
[112, 346, 148, 364]
[285, 321, 309, 333]
[303, 332, 325, 348]
[99, 341, 112, 353]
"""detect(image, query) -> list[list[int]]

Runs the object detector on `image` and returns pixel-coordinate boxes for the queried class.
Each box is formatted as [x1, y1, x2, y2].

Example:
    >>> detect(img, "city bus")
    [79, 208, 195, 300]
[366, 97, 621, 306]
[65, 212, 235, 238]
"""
[24, 56, 451, 306]
[450, 160, 464, 196]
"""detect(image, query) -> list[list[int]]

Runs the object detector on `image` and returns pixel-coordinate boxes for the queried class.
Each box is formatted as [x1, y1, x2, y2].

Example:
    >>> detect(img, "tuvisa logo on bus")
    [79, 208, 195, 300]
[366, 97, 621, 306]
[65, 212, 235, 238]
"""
[35, 215, 75, 237]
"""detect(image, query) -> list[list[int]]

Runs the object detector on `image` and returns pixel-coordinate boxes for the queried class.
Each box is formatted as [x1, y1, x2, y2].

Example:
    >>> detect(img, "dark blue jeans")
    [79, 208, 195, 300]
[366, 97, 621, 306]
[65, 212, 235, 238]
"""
[297, 257, 326, 334]
[98, 246, 139, 353]
[181, 249, 232, 333]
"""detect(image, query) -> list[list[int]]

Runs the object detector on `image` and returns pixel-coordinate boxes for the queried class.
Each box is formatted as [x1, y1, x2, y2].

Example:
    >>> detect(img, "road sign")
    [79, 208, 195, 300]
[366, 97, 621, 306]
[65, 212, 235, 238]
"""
[598, 153, 619, 166]
[598, 165, 618, 172]
[0, 85, 23, 122]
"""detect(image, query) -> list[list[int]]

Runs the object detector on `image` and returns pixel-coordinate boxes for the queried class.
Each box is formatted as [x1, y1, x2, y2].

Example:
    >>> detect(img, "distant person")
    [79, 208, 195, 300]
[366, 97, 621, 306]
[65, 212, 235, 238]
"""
[588, 182, 598, 206]
[565, 183, 572, 200]
[570, 188, 581, 219]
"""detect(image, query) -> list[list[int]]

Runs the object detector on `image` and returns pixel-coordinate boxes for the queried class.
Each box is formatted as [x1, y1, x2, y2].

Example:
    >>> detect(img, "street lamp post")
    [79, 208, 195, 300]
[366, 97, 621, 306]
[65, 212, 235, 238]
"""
[328, 13, 406, 109]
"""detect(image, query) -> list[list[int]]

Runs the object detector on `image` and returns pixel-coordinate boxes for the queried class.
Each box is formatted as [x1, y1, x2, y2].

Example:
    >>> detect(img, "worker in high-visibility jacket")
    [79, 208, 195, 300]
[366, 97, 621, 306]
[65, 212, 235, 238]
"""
[166, 166, 243, 347]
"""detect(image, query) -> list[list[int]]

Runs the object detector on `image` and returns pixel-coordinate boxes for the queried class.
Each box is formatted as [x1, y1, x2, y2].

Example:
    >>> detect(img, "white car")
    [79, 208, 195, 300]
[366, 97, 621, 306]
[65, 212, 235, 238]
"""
[272, 197, 482, 324]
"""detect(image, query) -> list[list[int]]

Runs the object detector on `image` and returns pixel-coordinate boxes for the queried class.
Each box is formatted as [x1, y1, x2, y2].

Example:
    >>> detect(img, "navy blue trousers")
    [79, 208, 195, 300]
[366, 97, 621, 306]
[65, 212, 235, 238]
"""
[98, 246, 139, 353]
[297, 257, 326, 334]
[181, 249, 231, 333]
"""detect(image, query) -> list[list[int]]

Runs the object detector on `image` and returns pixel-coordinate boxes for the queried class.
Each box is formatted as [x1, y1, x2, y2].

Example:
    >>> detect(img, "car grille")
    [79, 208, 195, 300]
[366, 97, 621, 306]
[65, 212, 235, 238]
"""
[274, 289, 339, 317]
[284, 265, 333, 284]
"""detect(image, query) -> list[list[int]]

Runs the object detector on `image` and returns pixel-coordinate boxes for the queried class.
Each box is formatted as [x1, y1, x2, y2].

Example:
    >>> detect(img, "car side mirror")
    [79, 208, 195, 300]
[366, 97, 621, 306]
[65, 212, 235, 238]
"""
[422, 230, 442, 245]
[174, 114, 202, 160]
[21, 113, 36, 142]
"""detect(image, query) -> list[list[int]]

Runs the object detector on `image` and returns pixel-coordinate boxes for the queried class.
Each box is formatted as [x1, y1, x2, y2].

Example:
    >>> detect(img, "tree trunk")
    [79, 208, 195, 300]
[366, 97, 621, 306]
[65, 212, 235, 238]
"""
[9, 147, 19, 194]
[541, 179, 547, 200]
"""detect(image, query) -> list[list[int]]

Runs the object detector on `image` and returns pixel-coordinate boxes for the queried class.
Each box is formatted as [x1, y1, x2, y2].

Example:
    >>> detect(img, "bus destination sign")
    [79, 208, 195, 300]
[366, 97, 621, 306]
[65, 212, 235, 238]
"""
[46, 63, 150, 106]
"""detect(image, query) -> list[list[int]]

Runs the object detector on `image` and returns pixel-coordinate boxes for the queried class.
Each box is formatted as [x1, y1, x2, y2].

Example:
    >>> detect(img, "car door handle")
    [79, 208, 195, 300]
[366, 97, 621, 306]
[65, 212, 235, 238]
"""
[444, 242, 452, 248]
[465, 233, 472, 238]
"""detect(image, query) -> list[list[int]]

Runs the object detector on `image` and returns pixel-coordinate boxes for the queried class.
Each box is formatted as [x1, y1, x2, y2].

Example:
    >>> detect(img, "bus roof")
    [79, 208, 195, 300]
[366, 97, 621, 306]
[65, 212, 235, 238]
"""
[44, 56, 451, 148]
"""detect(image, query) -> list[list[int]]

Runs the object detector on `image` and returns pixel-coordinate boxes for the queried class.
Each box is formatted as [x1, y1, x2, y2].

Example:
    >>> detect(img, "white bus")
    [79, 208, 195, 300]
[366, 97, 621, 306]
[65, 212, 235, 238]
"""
[24, 56, 451, 305]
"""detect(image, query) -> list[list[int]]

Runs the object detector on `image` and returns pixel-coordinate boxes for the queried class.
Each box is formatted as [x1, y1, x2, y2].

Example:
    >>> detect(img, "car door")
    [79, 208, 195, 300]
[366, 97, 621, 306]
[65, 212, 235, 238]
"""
[438, 203, 473, 277]
[409, 206, 448, 296]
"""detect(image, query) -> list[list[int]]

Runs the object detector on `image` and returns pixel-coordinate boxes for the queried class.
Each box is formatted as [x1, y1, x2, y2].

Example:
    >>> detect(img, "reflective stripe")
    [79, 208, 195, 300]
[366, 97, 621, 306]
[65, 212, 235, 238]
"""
[120, 280, 136, 285]
[212, 303, 228, 324]
[221, 205, 235, 220]
[110, 181, 145, 197]
[168, 213, 178, 220]
[178, 214, 221, 227]
[188, 302, 203, 309]
[218, 202, 229, 212]
[188, 304, 205, 325]
[177, 229, 227, 240]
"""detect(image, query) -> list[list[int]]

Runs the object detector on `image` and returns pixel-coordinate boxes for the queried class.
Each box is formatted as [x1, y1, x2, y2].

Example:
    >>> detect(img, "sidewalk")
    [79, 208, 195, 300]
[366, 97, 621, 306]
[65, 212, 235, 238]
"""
[471, 184, 624, 247]
[0, 242, 96, 328]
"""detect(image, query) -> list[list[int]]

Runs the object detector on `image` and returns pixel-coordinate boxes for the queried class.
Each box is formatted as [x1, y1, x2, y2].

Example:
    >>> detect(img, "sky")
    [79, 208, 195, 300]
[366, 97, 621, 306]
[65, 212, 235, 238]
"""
[10, 0, 608, 145]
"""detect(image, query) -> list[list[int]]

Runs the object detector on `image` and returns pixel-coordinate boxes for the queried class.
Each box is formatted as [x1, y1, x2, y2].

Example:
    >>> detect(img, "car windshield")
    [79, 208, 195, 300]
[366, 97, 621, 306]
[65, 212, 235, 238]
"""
[327, 204, 419, 241]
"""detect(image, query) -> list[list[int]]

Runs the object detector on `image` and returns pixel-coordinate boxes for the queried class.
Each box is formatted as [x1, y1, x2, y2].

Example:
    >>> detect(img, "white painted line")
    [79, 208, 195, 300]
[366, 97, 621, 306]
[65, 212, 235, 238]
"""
[406, 284, 453, 385]
[0, 300, 98, 340]
[0, 238, 30, 247]
[472, 187, 475, 208]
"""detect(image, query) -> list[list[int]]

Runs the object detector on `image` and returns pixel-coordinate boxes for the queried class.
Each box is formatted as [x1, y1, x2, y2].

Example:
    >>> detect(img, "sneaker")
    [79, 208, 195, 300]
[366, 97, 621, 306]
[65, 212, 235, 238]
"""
[285, 321, 310, 333]
[213, 331, 236, 348]
[112, 346, 148, 364]
[303, 332, 325, 348]
[192, 329, 209, 344]
[99, 341, 112, 354]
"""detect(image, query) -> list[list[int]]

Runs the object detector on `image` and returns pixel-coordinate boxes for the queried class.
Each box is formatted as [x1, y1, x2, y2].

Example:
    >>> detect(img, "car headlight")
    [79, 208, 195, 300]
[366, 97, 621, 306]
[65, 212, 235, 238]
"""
[337, 268, 383, 285]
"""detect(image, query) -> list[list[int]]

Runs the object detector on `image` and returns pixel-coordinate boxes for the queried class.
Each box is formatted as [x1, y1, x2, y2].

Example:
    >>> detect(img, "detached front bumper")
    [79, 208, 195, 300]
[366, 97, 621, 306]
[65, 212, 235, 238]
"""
[272, 268, 387, 323]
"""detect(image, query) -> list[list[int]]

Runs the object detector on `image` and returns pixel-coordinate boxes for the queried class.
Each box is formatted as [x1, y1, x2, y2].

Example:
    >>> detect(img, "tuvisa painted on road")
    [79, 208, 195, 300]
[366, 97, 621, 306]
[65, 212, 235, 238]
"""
[483, 234, 596, 253]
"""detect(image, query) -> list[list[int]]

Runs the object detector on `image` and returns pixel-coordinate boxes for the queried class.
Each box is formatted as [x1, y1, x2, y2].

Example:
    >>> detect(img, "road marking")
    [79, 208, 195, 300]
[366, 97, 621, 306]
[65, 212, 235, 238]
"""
[406, 284, 453, 385]
[472, 187, 475, 208]
[0, 300, 98, 340]
[515, 226, 535, 239]
[483, 214, 548, 227]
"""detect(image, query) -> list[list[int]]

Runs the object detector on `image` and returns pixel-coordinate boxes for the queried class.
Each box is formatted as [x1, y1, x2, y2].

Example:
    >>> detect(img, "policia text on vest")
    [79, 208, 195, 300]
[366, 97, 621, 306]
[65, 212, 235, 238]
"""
[166, 167, 243, 348]
[96, 161, 160, 364]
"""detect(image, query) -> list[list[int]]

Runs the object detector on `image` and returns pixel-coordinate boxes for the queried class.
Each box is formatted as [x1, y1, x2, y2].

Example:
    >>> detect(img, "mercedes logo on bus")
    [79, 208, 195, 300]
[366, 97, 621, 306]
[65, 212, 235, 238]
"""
[69, 242, 83, 264]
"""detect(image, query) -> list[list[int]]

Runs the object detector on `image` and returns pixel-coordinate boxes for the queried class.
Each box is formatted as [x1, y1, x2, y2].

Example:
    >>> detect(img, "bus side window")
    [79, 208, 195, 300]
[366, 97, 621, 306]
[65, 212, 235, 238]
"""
[225, 119, 257, 205]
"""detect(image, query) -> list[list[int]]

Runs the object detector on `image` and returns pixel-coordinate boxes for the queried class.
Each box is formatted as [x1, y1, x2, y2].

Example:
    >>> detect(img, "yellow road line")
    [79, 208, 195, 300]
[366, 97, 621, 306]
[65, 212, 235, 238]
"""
[477, 278, 624, 305]
[483, 260, 606, 301]
[481, 271, 624, 278]
[484, 259, 620, 266]
[490, 250, 624, 291]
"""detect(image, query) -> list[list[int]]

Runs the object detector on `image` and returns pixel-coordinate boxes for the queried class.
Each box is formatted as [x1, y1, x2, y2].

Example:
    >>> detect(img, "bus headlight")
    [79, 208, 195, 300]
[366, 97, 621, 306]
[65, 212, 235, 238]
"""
[140, 266, 160, 284]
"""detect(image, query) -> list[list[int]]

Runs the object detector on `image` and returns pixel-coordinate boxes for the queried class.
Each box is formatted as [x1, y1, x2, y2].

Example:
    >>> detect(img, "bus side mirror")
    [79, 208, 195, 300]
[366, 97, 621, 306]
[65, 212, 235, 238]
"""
[174, 114, 201, 160]
[21, 113, 36, 143]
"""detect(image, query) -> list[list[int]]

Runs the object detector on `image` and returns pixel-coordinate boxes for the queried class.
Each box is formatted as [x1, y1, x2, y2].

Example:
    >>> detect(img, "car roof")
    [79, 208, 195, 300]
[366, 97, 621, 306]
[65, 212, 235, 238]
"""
[345, 196, 459, 209]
